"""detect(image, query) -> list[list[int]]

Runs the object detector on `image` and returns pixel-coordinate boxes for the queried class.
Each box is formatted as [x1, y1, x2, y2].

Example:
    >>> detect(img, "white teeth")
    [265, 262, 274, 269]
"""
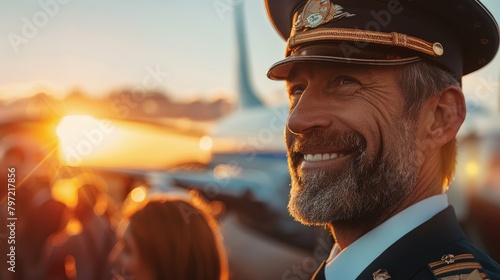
[304, 153, 345, 162]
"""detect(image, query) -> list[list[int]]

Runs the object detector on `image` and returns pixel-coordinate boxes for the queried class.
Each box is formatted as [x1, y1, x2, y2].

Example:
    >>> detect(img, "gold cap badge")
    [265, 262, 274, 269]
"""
[294, 0, 355, 30]
[372, 269, 391, 280]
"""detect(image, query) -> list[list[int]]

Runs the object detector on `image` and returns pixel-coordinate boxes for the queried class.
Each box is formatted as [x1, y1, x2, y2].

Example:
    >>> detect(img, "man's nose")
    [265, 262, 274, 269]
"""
[286, 92, 332, 135]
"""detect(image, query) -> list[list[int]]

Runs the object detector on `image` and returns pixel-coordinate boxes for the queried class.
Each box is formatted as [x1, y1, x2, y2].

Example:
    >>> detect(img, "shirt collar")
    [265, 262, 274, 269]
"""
[324, 194, 449, 279]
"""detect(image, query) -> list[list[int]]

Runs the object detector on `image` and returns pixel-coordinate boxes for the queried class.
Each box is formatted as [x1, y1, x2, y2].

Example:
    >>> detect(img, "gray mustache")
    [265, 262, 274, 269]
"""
[291, 131, 366, 154]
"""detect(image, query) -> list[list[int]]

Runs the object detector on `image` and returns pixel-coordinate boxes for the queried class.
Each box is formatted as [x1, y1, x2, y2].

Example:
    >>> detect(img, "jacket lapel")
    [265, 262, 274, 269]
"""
[356, 206, 466, 279]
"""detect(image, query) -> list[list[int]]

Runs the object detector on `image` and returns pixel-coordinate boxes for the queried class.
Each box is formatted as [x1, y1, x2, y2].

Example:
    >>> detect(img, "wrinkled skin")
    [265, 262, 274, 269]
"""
[285, 63, 420, 225]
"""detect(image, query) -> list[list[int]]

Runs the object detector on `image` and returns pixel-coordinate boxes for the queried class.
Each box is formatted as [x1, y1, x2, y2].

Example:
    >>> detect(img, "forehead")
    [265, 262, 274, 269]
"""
[286, 62, 397, 82]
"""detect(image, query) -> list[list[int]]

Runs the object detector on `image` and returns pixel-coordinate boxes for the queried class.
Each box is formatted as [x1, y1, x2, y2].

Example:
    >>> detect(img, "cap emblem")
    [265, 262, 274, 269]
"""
[294, 0, 355, 30]
[372, 269, 391, 280]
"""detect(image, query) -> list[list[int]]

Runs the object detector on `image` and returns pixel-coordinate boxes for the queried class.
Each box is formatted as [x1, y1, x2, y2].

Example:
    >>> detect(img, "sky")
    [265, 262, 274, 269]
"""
[0, 0, 499, 110]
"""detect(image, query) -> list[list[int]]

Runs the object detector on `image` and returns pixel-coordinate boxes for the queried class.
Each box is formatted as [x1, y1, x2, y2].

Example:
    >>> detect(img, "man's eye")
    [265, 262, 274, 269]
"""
[338, 76, 360, 86]
[290, 85, 305, 96]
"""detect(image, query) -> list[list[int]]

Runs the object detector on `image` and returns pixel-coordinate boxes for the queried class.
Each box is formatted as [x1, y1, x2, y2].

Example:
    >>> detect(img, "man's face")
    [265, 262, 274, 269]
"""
[285, 63, 420, 225]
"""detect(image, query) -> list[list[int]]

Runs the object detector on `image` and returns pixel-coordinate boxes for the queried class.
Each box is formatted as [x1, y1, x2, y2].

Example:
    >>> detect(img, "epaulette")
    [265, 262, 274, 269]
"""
[428, 253, 490, 280]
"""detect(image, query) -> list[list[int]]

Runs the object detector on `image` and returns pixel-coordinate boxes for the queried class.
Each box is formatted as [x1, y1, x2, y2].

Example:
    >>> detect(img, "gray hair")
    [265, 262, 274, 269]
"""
[398, 61, 460, 118]
[397, 61, 462, 185]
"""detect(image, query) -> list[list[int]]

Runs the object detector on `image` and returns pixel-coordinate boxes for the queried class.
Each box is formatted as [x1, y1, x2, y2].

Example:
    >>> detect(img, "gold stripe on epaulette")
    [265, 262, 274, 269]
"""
[437, 269, 489, 280]
[288, 27, 443, 57]
[433, 262, 483, 276]
[429, 254, 475, 268]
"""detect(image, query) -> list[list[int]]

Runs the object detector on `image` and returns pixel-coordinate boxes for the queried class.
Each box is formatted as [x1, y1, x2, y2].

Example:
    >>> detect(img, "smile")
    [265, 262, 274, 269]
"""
[303, 153, 347, 162]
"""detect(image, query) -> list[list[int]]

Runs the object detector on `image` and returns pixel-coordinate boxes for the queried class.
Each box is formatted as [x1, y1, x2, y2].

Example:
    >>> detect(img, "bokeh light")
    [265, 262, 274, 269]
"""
[130, 186, 147, 203]
[199, 135, 213, 151]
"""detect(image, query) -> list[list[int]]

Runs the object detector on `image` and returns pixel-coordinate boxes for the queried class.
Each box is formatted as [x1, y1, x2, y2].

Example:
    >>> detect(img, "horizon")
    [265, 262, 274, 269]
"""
[1, 0, 500, 111]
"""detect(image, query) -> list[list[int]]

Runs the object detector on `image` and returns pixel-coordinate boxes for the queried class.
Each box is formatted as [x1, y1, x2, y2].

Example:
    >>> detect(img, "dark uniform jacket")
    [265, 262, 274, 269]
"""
[311, 206, 500, 279]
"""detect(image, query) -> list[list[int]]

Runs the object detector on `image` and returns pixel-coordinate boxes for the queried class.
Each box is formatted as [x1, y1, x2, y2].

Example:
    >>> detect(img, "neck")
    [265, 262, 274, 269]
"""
[329, 201, 407, 250]
[329, 160, 443, 250]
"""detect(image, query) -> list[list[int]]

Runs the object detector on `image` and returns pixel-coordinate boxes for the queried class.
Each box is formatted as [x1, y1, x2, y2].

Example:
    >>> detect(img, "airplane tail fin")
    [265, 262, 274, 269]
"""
[234, 2, 264, 109]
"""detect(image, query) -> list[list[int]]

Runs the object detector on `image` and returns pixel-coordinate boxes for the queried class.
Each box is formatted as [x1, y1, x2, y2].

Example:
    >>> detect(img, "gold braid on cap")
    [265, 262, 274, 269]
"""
[287, 27, 444, 57]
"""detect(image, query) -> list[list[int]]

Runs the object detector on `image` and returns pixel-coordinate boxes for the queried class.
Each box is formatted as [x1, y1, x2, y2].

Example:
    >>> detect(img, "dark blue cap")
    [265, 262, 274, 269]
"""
[266, 0, 499, 81]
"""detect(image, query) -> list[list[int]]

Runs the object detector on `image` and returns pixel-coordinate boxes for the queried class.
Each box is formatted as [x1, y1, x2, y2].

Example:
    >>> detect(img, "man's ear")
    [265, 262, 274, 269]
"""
[422, 85, 466, 151]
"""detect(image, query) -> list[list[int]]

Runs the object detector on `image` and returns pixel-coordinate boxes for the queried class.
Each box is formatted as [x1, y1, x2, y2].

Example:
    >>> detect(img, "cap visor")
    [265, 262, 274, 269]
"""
[267, 55, 421, 80]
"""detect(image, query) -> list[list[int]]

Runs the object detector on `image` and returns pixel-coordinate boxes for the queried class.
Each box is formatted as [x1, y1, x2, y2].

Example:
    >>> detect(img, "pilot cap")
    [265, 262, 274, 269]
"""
[266, 0, 499, 81]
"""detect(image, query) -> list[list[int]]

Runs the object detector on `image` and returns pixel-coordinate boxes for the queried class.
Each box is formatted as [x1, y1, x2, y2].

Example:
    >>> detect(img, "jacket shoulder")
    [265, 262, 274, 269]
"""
[425, 240, 500, 279]
[358, 207, 500, 279]
[367, 238, 500, 280]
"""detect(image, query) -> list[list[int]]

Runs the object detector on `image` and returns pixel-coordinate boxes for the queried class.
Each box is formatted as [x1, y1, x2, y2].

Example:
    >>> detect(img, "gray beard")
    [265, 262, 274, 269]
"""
[287, 120, 418, 225]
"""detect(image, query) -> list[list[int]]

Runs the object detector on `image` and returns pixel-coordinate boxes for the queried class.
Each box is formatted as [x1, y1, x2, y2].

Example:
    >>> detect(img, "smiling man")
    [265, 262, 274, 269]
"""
[265, 0, 500, 279]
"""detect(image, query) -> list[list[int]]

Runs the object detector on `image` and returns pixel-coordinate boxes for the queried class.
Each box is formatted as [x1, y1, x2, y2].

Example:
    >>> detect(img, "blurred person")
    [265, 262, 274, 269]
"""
[109, 195, 229, 280]
[43, 183, 116, 280]
[14, 177, 68, 280]
[0, 144, 33, 200]
[0, 129, 61, 280]
[264, 0, 500, 279]
[0, 132, 53, 191]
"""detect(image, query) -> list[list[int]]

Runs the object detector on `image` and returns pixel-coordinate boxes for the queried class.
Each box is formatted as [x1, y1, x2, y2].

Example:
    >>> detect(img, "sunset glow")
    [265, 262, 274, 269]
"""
[56, 115, 210, 169]
[51, 178, 79, 208]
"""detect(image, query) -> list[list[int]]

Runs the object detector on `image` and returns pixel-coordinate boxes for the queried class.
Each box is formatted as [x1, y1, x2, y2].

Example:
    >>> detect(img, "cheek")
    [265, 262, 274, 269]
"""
[345, 113, 384, 159]
[354, 104, 403, 156]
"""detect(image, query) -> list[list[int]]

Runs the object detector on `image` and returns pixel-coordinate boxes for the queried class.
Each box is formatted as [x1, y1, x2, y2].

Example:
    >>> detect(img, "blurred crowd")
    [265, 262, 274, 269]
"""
[0, 121, 229, 280]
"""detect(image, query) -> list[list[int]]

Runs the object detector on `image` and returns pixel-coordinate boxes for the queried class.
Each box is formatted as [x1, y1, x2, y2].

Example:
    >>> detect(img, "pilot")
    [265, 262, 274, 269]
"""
[264, 0, 500, 279]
